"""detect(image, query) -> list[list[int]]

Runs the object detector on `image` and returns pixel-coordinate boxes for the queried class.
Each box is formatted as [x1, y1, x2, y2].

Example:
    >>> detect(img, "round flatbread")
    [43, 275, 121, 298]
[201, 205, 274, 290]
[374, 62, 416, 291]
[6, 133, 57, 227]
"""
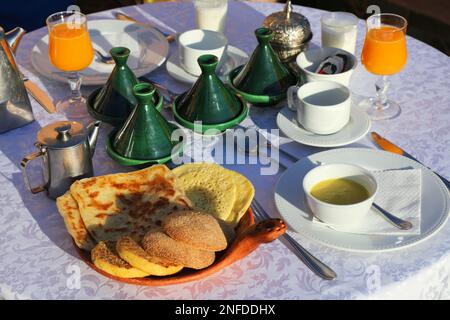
[142, 229, 216, 270]
[162, 210, 227, 251]
[225, 170, 255, 227]
[116, 236, 183, 276]
[91, 241, 149, 278]
[172, 163, 237, 221]
[173, 163, 254, 226]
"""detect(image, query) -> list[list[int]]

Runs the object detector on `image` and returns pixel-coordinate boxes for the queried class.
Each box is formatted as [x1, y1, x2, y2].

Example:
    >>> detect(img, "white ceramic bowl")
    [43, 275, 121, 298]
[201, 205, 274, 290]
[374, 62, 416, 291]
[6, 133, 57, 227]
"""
[178, 29, 228, 76]
[296, 47, 357, 86]
[303, 163, 377, 226]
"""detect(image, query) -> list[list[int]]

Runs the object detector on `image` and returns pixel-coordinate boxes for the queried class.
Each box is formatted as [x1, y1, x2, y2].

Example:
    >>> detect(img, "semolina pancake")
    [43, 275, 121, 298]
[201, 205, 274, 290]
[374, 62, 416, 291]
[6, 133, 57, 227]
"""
[91, 241, 149, 278]
[173, 163, 254, 226]
[56, 192, 96, 251]
[162, 210, 227, 251]
[225, 170, 255, 227]
[116, 236, 183, 276]
[70, 165, 192, 243]
[142, 229, 216, 270]
[172, 163, 236, 221]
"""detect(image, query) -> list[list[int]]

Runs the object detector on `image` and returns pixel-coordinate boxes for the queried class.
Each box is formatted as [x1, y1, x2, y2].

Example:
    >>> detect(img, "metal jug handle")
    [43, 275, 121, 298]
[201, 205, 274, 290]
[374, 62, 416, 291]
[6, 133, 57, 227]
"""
[20, 151, 46, 194]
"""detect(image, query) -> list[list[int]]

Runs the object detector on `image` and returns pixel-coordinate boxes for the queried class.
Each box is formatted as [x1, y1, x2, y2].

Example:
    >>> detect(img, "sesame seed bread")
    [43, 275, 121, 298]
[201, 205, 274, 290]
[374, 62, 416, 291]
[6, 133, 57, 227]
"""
[142, 229, 216, 270]
[162, 210, 228, 251]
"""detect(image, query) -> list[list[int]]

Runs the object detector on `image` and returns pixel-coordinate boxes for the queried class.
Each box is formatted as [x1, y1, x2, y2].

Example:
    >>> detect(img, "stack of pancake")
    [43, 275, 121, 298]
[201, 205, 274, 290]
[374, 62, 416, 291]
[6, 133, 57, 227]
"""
[56, 163, 254, 279]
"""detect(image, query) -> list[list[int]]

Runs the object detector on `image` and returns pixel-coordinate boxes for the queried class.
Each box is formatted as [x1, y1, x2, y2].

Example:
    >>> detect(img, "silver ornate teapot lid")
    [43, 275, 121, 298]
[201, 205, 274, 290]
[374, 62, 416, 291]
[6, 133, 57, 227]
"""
[37, 121, 87, 149]
[263, 0, 312, 48]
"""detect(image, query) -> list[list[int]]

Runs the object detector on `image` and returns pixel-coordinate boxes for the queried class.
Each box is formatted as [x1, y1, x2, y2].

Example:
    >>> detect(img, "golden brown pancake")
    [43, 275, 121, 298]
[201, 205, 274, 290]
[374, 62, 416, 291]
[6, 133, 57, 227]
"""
[91, 241, 149, 278]
[56, 192, 96, 251]
[70, 165, 191, 242]
[116, 236, 183, 276]
[162, 210, 227, 251]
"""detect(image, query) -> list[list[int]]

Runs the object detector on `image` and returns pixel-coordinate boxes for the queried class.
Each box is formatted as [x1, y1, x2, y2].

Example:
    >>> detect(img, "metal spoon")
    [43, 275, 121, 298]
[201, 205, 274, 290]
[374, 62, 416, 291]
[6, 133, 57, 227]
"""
[94, 49, 115, 64]
[372, 203, 413, 230]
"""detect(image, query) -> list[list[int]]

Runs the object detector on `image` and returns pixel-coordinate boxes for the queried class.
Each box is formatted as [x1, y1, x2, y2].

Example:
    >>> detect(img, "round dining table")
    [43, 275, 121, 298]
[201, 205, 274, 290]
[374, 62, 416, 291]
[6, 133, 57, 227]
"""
[1, 1, 449, 299]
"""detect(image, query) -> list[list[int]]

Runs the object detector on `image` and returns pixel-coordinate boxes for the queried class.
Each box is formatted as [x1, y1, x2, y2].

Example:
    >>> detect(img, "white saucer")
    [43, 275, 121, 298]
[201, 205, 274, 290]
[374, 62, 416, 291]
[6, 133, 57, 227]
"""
[166, 45, 249, 84]
[274, 148, 450, 252]
[276, 104, 371, 147]
[31, 19, 169, 86]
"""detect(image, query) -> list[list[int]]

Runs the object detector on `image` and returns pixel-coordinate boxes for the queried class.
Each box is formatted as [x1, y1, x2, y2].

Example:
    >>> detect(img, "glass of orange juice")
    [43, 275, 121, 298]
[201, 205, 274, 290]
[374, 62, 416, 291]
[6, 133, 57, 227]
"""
[46, 11, 94, 117]
[361, 13, 407, 120]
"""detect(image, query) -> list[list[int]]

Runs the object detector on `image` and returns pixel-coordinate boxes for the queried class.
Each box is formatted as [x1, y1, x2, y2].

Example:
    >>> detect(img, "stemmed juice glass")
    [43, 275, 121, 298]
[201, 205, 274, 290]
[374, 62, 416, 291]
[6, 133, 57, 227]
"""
[361, 13, 407, 120]
[46, 11, 94, 118]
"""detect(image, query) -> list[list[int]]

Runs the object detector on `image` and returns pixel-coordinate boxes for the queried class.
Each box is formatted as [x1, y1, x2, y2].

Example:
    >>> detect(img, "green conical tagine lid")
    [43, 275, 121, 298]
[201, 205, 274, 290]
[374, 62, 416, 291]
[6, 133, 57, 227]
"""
[91, 47, 138, 124]
[232, 28, 297, 96]
[175, 54, 243, 125]
[112, 82, 177, 160]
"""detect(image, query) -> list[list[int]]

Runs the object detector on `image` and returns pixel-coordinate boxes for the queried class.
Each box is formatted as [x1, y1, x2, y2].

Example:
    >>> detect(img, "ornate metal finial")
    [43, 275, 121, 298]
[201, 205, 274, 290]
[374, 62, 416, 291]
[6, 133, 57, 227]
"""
[285, 0, 292, 20]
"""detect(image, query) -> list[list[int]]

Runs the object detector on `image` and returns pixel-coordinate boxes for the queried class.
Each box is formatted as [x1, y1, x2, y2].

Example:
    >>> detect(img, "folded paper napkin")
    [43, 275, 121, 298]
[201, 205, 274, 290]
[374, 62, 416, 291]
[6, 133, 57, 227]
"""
[313, 169, 422, 235]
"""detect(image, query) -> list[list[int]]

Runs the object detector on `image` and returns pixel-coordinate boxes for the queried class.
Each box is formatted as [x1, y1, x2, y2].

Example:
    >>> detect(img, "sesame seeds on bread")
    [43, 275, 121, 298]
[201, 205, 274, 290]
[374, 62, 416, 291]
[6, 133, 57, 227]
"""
[162, 210, 228, 251]
[142, 229, 216, 270]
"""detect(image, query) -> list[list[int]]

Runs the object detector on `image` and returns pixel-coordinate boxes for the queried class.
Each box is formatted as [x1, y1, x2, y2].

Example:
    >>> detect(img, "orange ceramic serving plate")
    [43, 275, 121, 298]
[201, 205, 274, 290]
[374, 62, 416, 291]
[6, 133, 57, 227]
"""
[75, 208, 286, 286]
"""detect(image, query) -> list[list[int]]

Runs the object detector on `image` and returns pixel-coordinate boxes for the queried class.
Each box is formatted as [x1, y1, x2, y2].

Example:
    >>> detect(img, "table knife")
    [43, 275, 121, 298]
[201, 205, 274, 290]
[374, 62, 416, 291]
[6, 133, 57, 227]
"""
[371, 132, 450, 189]
[22, 77, 56, 114]
[113, 12, 175, 43]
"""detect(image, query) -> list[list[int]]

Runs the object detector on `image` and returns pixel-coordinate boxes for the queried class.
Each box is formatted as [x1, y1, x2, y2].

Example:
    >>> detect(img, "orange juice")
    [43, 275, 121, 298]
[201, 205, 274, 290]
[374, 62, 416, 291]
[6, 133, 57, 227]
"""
[361, 26, 407, 75]
[49, 23, 93, 71]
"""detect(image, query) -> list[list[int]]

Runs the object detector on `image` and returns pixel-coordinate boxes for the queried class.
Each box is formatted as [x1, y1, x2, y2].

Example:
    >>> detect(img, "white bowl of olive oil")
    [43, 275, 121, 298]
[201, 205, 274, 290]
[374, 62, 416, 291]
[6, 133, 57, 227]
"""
[303, 163, 378, 227]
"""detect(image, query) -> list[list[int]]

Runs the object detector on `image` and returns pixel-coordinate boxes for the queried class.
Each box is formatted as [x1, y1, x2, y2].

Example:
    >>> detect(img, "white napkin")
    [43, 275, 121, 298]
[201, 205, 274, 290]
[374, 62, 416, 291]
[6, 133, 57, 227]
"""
[313, 169, 422, 235]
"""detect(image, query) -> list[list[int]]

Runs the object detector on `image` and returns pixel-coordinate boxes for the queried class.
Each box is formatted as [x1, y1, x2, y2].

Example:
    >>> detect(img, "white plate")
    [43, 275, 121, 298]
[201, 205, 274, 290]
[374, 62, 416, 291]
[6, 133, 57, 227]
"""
[31, 19, 169, 86]
[276, 104, 371, 147]
[274, 148, 450, 252]
[166, 45, 248, 84]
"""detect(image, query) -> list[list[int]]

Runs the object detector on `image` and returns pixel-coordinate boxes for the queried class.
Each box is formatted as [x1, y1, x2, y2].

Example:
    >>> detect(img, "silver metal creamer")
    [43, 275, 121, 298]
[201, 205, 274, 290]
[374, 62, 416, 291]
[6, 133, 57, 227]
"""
[0, 26, 34, 133]
[21, 120, 101, 199]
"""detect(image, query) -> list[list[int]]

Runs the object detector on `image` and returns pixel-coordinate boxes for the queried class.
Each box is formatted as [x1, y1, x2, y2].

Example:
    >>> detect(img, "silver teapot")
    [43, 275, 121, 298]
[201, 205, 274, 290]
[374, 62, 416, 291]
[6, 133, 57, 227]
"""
[0, 26, 34, 133]
[21, 120, 101, 199]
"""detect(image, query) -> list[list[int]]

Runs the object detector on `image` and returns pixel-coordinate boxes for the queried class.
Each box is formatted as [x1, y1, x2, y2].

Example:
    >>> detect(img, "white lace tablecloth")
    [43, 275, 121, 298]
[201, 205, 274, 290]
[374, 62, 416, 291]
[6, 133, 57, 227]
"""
[1, 1, 449, 300]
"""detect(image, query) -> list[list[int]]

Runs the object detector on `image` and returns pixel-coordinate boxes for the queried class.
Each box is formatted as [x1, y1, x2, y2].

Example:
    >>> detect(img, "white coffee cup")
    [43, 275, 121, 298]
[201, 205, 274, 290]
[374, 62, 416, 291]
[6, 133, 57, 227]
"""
[287, 81, 351, 135]
[178, 29, 228, 76]
[296, 47, 357, 87]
